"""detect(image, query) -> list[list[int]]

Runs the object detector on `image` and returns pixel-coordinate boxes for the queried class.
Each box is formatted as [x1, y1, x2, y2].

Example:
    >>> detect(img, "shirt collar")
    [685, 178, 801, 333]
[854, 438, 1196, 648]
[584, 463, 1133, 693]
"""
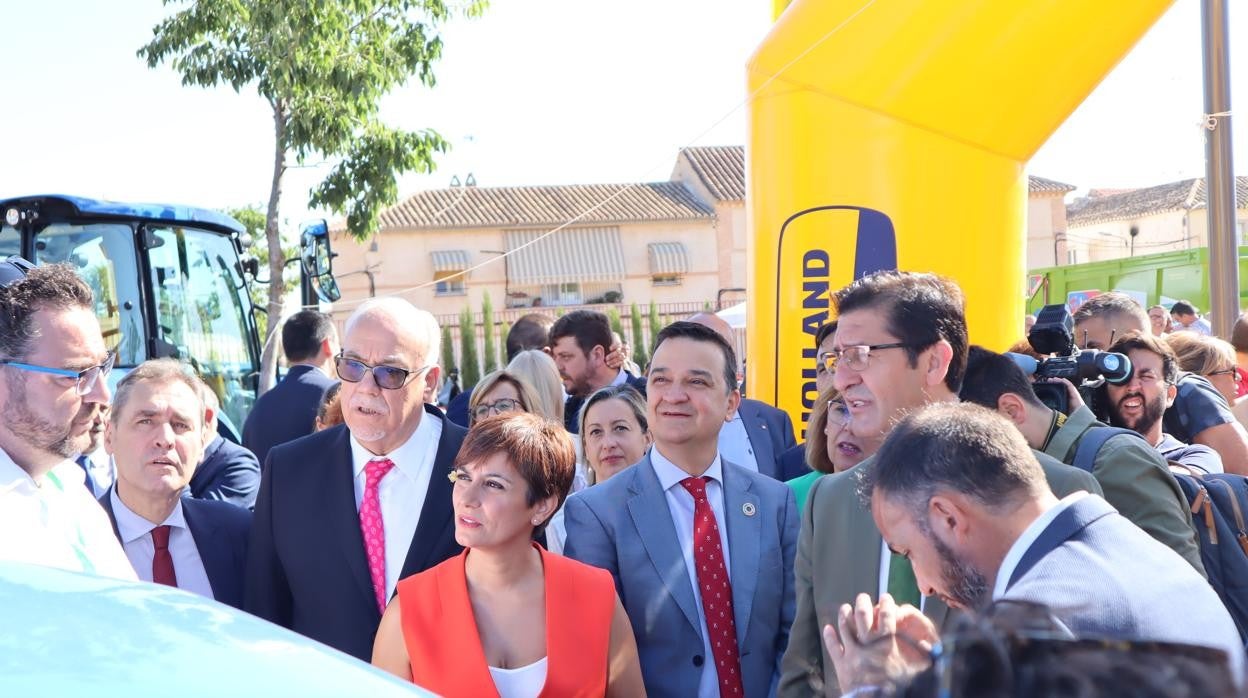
[110, 487, 188, 545]
[0, 445, 80, 495]
[992, 491, 1088, 599]
[1044, 405, 1097, 461]
[350, 408, 439, 478]
[649, 445, 724, 493]
[608, 369, 628, 388]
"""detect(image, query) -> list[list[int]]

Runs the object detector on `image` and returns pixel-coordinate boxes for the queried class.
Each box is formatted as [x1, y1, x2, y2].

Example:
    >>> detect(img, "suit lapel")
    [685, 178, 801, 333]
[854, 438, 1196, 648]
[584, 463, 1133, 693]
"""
[399, 407, 462, 579]
[722, 463, 760, 650]
[326, 426, 377, 609]
[738, 401, 776, 479]
[839, 471, 883, 605]
[182, 500, 227, 593]
[627, 458, 702, 636]
[99, 488, 121, 540]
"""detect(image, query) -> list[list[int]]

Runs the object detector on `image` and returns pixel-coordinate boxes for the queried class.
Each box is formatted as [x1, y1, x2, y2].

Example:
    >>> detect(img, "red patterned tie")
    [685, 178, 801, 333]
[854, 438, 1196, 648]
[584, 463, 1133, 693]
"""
[151, 525, 178, 587]
[679, 476, 744, 696]
[361, 458, 396, 614]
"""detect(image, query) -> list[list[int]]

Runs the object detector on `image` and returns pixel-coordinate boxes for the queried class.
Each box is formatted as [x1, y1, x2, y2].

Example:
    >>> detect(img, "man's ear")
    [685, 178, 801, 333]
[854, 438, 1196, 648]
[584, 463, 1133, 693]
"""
[1165, 382, 1177, 408]
[104, 419, 116, 456]
[996, 393, 1029, 426]
[928, 493, 971, 544]
[924, 340, 954, 388]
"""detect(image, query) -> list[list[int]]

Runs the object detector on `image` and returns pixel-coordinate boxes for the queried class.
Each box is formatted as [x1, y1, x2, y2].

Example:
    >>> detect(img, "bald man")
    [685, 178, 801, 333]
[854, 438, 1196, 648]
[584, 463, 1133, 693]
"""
[688, 313, 801, 480]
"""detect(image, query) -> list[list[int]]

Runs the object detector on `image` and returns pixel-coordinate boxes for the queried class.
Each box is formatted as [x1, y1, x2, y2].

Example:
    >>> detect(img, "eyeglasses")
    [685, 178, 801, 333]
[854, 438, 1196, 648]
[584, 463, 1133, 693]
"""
[825, 400, 850, 430]
[823, 343, 910, 372]
[472, 398, 522, 421]
[335, 354, 430, 390]
[0, 350, 115, 396]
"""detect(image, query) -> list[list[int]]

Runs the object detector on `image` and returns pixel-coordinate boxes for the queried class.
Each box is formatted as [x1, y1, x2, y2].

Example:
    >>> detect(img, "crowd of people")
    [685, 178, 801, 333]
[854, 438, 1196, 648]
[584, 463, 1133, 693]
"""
[2, 252, 1247, 697]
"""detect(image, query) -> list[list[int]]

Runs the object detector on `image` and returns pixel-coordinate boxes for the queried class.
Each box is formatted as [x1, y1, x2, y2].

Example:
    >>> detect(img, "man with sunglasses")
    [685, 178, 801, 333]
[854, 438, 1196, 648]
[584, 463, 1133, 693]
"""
[246, 297, 466, 662]
[0, 259, 135, 579]
[779, 271, 1099, 697]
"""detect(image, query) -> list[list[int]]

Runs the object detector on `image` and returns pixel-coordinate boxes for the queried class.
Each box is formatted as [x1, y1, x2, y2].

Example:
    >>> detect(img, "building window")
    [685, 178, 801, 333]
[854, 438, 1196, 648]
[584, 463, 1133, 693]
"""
[1067, 249, 1080, 265]
[434, 270, 466, 296]
[652, 273, 682, 286]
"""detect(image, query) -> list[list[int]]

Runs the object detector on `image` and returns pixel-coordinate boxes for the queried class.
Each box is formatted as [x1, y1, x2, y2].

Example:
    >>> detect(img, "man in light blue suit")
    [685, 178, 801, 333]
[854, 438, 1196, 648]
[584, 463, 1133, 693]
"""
[565, 321, 799, 698]
[830, 401, 1243, 695]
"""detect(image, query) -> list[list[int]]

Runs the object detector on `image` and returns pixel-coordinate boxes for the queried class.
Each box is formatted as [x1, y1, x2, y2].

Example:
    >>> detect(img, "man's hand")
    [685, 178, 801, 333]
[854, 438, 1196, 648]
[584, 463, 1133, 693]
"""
[822, 593, 938, 694]
[605, 342, 631, 371]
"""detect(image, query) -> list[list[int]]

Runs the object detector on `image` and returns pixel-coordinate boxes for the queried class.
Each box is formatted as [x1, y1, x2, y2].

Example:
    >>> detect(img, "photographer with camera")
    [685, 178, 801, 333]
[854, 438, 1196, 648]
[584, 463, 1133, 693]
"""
[960, 346, 1205, 576]
[1073, 293, 1248, 475]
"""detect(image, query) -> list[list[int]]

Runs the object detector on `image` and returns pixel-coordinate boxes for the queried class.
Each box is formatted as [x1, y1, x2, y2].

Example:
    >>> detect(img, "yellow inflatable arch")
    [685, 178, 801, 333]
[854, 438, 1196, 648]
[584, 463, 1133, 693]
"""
[747, 0, 1174, 436]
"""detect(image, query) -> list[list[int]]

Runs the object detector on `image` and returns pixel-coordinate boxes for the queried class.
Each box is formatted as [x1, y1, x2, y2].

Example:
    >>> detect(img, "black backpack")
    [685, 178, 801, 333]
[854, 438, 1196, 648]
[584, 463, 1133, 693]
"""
[1072, 426, 1248, 649]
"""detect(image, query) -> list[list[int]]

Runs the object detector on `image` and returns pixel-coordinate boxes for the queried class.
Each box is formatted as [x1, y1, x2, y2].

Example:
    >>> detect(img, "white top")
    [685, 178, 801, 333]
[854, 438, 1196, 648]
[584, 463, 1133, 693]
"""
[650, 446, 731, 698]
[349, 412, 443, 601]
[0, 446, 136, 580]
[993, 491, 1088, 600]
[717, 412, 759, 473]
[110, 488, 215, 599]
[489, 657, 548, 698]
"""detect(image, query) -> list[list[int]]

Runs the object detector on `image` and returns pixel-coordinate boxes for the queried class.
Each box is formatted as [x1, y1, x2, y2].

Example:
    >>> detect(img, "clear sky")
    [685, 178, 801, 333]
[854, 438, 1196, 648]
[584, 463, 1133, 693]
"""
[0, 0, 1242, 227]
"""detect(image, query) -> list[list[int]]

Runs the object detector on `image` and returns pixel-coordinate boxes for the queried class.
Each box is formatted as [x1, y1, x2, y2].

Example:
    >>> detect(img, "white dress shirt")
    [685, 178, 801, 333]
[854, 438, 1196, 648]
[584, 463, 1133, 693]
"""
[110, 488, 215, 599]
[717, 413, 759, 472]
[992, 491, 1088, 600]
[349, 412, 442, 601]
[650, 447, 732, 698]
[0, 446, 136, 580]
[876, 540, 926, 612]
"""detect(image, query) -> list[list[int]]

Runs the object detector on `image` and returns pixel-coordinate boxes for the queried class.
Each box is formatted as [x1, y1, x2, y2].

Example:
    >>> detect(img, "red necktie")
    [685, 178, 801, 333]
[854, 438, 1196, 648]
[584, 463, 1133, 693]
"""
[679, 476, 744, 696]
[151, 525, 178, 587]
[361, 458, 396, 614]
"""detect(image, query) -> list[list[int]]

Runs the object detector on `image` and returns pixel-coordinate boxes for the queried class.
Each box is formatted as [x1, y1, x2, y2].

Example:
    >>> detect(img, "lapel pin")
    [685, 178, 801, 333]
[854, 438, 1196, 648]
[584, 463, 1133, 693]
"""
[742, 502, 757, 517]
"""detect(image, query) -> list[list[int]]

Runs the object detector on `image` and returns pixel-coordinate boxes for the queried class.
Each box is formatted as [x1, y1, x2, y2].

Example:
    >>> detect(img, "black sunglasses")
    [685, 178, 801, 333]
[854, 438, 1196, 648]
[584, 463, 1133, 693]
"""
[335, 354, 431, 390]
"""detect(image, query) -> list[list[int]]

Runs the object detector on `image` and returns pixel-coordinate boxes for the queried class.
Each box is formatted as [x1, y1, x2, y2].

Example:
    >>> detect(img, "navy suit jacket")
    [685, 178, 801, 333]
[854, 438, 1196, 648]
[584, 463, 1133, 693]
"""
[245, 405, 467, 661]
[563, 372, 647, 433]
[1003, 494, 1243, 679]
[242, 364, 338, 467]
[100, 488, 252, 609]
[446, 385, 474, 428]
[735, 398, 798, 481]
[777, 444, 812, 481]
[190, 435, 261, 509]
[563, 454, 798, 697]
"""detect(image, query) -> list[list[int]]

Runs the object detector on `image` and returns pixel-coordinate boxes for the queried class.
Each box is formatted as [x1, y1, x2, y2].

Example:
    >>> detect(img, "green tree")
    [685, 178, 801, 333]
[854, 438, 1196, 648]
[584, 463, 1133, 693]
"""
[140, 0, 483, 392]
[440, 324, 456, 378]
[499, 321, 512, 361]
[481, 291, 498, 374]
[607, 306, 624, 339]
[630, 302, 648, 369]
[648, 301, 663, 347]
[459, 306, 481, 389]
[226, 204, 297, 341]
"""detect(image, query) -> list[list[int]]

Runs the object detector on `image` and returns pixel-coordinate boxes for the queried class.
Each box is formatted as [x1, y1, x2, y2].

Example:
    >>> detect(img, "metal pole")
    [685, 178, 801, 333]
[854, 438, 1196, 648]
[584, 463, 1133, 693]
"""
[1202, 0, 1239, 336]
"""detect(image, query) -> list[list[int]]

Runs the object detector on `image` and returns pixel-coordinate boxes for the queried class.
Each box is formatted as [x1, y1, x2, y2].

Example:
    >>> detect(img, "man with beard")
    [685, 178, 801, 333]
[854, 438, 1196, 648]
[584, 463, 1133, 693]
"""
[959, 346, 1203, 574]
[246, 297, 466, 661]
[829, 402, 1242, 696]
[549, 310, 646, 434]
[1104, 331, 1224, 474]
[0, 259, 134, 579]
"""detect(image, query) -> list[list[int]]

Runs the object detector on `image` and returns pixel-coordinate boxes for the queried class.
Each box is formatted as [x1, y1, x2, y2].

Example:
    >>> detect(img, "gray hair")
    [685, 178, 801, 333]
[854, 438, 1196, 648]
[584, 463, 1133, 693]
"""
[110, 359, 207, 427]
[345, 297, 441, 369]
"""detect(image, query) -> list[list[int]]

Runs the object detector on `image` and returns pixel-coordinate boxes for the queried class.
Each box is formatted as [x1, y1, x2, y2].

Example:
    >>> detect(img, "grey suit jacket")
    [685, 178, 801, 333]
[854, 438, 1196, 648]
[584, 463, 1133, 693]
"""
[564, 453, 799, 698]
[779, 449, 1105, 697]
[1004, 494, 1244, 682]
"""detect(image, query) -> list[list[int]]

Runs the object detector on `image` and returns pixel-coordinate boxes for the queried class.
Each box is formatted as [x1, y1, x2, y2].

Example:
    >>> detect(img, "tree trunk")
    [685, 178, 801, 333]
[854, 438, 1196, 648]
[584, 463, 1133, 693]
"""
[258, 102, 288, 395]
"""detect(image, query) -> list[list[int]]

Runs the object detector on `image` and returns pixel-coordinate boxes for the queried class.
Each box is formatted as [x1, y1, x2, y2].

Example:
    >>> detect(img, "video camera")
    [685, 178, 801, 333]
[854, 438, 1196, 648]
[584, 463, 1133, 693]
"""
[1008, 304, 1133, 414]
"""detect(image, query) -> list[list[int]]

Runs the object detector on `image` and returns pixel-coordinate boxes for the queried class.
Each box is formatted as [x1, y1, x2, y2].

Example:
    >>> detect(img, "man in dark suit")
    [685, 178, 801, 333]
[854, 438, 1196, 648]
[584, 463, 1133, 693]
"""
[446, 312, 554, 428]
[191, 384, 260, 509]
[689, 312, 799, 481]
[565, 322, 798, 697]
[245, 298, 466, 661]
[828, 402, 1242, 695]
[550, 310, 646, 434]
[242, 310, 339, 466]
[100, 359, 251, 609]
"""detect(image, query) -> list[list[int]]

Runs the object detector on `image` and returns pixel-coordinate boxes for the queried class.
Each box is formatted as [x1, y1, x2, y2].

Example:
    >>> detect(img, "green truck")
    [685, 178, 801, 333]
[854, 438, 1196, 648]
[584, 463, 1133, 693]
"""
[1027, 246, 1248, 315]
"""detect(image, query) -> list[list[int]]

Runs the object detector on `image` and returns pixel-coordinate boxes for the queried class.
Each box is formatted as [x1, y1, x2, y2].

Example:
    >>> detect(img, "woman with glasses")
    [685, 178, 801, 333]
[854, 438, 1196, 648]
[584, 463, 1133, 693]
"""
[1166, 332, 1248, 428]
[372, 412, 644, 695]
[786, 384, 874, 513]
[467, 370, 542, 427]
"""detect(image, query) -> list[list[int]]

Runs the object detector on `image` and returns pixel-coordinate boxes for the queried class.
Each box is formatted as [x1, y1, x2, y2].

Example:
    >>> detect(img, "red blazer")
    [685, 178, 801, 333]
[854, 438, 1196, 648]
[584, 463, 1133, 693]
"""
[397, 544, 615, 697]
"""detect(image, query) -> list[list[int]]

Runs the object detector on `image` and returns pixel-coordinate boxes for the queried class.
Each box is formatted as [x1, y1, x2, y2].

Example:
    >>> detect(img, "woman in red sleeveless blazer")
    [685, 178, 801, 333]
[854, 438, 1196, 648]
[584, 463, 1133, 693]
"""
[372, 413, 643, 697]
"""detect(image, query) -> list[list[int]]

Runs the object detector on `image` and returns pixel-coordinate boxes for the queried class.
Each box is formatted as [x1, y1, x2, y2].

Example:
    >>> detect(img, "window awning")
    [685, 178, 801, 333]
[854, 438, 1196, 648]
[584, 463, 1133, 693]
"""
[430, 250, 471, 272]
[504, 227, 626, 285]
[647, 242, 689, 275]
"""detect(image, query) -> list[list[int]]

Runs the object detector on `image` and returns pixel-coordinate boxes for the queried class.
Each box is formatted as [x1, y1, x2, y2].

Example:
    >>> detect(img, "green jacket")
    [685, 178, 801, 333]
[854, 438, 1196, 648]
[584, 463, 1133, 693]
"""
[1043, 405, 1204, 576]
[777, 450, 1102, 697]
